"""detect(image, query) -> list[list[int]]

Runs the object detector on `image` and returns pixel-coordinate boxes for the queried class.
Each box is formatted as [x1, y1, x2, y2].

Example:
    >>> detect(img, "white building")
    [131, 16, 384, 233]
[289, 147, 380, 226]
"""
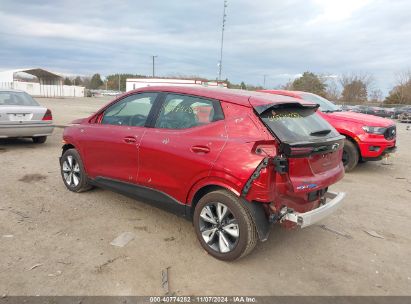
[0, 68, 85, 97]
[126, 78, 227, 92]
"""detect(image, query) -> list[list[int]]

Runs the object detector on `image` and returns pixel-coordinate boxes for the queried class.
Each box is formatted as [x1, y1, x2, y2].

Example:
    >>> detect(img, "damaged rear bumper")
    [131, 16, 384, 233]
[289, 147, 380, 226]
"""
[283, 191, 346, 228]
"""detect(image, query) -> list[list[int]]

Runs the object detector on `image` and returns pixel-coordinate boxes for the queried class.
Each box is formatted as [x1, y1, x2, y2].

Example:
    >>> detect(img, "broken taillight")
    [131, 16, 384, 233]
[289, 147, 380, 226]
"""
[252, 140, 277, 156]
[288, 147, 314, 157]
[42, 109, 52, 121]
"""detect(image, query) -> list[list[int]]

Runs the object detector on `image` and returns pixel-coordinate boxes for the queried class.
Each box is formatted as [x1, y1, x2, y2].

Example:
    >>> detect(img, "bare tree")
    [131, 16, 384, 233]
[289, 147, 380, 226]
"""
[339, 73, 374, 104]
[385, 71, 411, 104]
[369, 89, 383, 103]
[324, 79, 341, 102]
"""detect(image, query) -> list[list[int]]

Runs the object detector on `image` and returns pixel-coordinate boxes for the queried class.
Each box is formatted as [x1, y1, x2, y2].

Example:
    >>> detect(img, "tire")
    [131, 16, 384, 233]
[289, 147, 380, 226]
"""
[193, 190, 258, 261]
[60, 149, 92, 192]
[342, 139, 359, 172]
[32, 136, 47, 144]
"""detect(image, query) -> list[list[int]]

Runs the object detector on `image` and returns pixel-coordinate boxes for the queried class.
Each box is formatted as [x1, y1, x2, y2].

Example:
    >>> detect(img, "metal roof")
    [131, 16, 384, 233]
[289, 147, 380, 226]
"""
[0, 68, 62, 82]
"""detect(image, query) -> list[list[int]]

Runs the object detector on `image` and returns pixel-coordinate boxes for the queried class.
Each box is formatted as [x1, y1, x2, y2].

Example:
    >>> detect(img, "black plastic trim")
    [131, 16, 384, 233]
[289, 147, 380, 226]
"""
[241, 198, 270, 242]
[280, 136, 345, 158]
[362, 146, 397, 161]
[90, 177, 191, 219]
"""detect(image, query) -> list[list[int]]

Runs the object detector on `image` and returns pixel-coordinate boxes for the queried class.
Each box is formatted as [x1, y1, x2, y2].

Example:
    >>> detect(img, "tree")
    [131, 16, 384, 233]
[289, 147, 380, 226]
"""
[240, 81, 247, 90]
[369, 89, 383, 103]
[340, 74, 373, 104]
[105, 74, 146, 91]
[291, 72, 327, 97]
[385, 71, 411, 105]
[89, 73, 103, 89]
[74, 76, 83, 86]
[63, 77, 72, 85]
[325, 80, 340, 101]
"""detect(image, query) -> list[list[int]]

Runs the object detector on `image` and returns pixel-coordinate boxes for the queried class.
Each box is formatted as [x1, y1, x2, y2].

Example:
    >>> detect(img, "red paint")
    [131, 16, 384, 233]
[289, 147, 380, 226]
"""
[63, 86, 345, 226]
[261, 90, 396, 160]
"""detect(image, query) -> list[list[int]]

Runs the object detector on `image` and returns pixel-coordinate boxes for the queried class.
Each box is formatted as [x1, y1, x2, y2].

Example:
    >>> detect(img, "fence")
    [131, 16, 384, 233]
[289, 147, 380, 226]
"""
[0, 81, 85, 97]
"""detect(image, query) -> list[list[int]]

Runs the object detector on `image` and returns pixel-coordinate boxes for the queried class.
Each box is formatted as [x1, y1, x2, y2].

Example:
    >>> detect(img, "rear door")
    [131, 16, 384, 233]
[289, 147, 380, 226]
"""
[79, 92, 158, 182]
[137, 93, 227, 203]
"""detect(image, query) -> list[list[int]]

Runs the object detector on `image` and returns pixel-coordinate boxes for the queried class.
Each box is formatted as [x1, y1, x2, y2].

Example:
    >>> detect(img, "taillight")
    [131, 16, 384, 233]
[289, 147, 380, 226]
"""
[289, 147, 313, 156]
[42, 109, 52, 121]
[252, 140, 277, 156]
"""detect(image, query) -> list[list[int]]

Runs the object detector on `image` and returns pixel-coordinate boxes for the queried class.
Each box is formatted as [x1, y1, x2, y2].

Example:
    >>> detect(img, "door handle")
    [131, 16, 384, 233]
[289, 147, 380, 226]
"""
[123, 136, 136, 144]
[191, 145, 210, 154]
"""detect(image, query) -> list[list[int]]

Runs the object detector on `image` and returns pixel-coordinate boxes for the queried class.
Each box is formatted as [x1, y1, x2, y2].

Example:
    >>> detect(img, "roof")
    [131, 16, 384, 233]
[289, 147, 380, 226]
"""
[0, 68, 62, 82]
[130, 86, 315, 110]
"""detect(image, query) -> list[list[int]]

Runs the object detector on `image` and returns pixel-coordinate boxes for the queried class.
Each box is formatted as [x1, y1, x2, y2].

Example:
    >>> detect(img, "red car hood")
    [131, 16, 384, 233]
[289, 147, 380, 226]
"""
[322, 111, 394, 127]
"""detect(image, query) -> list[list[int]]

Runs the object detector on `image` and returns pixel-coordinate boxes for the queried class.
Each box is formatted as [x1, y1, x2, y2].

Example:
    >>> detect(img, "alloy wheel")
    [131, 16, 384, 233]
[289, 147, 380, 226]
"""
[198, 202, 240, 253]
[62, 155, 81, 188]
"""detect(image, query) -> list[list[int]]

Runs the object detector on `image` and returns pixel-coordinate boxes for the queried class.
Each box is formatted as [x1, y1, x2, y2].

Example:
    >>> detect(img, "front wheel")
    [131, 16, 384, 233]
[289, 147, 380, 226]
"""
[60, 149, 92, 192]
[193, 190, 257, 261]
[342, 139, 359, 172]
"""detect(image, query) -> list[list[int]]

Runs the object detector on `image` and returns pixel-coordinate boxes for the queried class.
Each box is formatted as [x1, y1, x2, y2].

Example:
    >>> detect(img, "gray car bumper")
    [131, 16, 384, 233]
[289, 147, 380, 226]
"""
[283, 191, 346, 228]
[0, 124, 54, 138]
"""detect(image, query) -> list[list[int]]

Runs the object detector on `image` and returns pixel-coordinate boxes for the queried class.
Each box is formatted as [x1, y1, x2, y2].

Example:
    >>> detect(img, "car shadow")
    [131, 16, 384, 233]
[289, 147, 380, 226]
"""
[0, 138, 39, 151]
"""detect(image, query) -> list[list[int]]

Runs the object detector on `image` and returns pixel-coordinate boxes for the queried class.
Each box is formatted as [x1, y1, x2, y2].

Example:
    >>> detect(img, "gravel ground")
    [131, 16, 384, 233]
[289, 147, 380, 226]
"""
[0, 96, 410, 296]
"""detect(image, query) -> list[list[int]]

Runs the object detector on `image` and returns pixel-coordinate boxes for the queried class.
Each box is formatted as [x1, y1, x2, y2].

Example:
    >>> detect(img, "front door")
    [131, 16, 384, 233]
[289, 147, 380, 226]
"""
[80, 92, 158, 182]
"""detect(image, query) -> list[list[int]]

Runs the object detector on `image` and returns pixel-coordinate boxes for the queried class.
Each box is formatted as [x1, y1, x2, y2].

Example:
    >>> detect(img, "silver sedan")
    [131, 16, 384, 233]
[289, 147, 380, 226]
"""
[0, 89, 54, 143]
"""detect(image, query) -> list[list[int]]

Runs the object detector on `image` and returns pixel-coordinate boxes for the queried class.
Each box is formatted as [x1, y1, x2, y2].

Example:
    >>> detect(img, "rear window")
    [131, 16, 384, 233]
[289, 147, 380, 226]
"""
[0, 91, 39, 106]
[259, 106, 339, 143]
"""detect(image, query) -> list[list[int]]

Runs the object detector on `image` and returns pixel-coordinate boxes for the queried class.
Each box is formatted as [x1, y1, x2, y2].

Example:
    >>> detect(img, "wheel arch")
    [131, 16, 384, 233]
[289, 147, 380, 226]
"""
[341, 133, 362, 158]
[61, 143, 76, 155]
[189, 182, 270, 242]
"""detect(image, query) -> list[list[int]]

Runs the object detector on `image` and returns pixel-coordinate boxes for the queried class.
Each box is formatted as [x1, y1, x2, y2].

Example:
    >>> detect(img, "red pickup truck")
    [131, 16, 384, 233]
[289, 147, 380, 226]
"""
[260, 90, 397, 171]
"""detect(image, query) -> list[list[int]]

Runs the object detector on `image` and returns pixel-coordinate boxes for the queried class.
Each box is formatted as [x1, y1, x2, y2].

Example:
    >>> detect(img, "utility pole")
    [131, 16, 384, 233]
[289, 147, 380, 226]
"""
[218, 0, 228, 81]
[263, 74, 268, 89]
[152, 55, 158, 77]
[118, 74, 120, 92]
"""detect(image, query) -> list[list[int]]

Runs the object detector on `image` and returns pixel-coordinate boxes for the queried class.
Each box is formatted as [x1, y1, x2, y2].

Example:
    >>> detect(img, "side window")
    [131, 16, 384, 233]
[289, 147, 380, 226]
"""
[101, 93, 157, 127]
[155, 94, 223, 129]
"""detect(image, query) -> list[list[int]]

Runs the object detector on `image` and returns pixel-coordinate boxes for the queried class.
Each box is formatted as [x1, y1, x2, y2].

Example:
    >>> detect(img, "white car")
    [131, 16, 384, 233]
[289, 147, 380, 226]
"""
[0, 89, 54, 143]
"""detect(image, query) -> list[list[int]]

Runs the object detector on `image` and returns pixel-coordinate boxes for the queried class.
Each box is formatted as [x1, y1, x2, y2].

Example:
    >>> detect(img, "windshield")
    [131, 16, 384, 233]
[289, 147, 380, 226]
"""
[0, 91, 40, 106]
[300, 93, 340, 113]
[259, 106, 340, 143]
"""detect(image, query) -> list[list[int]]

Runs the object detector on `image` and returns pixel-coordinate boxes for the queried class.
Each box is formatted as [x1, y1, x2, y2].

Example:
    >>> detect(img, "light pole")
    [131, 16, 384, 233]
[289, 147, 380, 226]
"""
[152, 55, 158, 77]
[263, 74, 268, 89]
[218, 0, 228, 81]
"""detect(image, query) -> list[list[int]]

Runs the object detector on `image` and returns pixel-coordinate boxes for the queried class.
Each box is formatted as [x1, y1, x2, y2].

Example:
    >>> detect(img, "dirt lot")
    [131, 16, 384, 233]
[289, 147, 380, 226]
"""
[0, 97, 410, 296]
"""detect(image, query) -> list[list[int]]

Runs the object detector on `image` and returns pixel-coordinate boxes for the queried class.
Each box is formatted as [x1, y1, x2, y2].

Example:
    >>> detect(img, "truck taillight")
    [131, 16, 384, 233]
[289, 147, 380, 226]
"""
[42, 109, 52, 121]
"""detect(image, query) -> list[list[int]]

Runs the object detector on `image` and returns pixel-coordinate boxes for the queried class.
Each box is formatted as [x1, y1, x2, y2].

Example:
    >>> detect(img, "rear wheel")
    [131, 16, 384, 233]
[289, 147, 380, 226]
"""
[60, 149, 92, 192]
[32, 136, 47, 144]
[342, 139, 359, 172]
[193, 190, 257, 261]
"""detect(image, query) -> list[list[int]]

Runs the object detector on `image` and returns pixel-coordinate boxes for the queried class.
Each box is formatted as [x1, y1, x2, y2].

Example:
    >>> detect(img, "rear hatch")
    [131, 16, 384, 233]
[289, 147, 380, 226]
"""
[251, 98, 344, 193]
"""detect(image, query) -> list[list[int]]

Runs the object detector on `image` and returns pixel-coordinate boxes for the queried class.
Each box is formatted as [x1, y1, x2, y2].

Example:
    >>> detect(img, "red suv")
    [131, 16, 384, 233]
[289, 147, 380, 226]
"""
[260, 90, 397, 171]
[60, 87, 346, 260]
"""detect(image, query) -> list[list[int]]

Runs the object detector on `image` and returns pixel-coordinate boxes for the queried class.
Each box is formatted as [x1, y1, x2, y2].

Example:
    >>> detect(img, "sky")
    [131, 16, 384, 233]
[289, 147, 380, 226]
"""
[0, 0, 410, 94]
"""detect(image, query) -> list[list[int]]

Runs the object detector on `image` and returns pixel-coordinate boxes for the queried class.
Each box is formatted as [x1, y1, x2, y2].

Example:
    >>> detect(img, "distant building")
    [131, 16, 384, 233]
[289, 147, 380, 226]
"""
[126, 78, 227, 92]
[0, 68, 85, 97]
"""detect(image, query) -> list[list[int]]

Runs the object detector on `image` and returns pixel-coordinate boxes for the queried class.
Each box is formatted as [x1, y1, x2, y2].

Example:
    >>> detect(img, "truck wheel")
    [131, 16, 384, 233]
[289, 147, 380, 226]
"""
[342, 139, 359, 172]
[193, 190, 257, 261]
[60, 149, 92, 192]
